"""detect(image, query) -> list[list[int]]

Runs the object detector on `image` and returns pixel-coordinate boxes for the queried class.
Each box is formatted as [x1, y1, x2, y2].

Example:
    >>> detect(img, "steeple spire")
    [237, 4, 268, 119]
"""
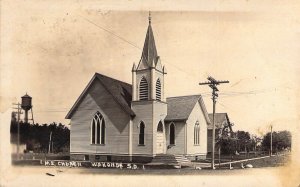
[140, 12, 158, 68]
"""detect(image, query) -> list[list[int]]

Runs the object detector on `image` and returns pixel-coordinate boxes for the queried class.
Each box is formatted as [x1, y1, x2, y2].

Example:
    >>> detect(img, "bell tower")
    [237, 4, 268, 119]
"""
[132, 12, 167, 102]
[131, 12, 168, 156]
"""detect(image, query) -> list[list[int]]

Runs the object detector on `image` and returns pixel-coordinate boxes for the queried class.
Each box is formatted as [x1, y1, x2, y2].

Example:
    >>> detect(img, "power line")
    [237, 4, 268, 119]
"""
[216, 100, 239, 114]
[200, 88, 278, 98]
[78, 15, 142, 50]
[32, 88, 272, 113]
[78, 15, 198, 80]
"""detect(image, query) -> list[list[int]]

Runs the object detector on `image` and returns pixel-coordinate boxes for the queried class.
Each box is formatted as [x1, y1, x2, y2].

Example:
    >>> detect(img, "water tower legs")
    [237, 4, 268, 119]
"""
[24, 110, 28, 124]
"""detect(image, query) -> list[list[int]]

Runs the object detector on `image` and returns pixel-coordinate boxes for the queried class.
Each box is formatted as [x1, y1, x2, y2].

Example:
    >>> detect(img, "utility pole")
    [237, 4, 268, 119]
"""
[48, 131, 52, 154]
[270, 125, 273, 157]
[12, 102, 22, 160]
[199, 76, 229, 169]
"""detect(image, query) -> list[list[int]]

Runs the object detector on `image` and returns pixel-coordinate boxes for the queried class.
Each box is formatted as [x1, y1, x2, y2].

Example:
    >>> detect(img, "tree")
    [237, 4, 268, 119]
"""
[10, 114, 70, 153]
[216, 123, 237, 155]
[251, 135, 263, 152]
[219, 137, 237, 155]
[236, 130, 251, 152]
[262, 130, 291, 153]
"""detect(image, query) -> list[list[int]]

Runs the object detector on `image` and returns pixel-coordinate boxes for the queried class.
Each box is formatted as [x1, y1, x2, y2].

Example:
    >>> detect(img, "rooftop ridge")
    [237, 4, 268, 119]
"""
[166, 94, 202, 99]
[95, 72, 132, 86]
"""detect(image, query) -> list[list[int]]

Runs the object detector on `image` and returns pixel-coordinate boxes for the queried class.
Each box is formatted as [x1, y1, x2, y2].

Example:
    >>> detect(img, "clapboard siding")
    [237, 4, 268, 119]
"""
[131, 101, 153, 154]
[186, 102, 207, 155]
[165, 121, 185, 155]
[70, 79, 130, 155]
[152, 101, 168, 154]
[131, 100, 167, 155]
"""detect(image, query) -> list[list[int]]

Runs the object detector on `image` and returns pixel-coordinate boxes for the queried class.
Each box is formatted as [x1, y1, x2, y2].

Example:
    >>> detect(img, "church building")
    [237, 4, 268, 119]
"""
[66, 14, 211, 163]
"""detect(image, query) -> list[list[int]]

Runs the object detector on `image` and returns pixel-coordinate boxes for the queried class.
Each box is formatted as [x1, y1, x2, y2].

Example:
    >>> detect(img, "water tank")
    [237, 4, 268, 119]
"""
[21, 93, 32, 111]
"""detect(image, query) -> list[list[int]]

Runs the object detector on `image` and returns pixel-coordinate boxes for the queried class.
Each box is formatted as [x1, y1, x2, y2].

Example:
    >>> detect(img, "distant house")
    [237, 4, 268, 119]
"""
[66, 15, 211, 162]
[207, 113, 233, 153]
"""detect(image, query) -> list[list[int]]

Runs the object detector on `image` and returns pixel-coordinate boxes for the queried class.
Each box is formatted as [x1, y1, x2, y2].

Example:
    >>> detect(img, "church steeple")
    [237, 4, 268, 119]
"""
[131, 12, 168, 156]
[140, 12, 158, 68]
[149, 11, 152, 25]
[132, 12, 166, 102]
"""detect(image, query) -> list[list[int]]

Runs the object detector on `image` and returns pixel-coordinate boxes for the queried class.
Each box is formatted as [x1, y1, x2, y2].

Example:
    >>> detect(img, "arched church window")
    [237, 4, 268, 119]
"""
[91, 111, 105, 145]
[92, 119, 95, 144]
[194, 121, 200, 145]
[139, 122, 145, 145]
[170, 123, 175, 145]
[101, 120, 105, 144]
[157, 121, 163, 132]
[139, 77, 148, 100]
[156, 79, 161, 101]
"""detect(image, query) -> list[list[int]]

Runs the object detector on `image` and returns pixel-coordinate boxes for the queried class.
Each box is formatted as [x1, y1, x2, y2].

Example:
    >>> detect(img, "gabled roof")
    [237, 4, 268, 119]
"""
[208, 113, 230, 130]
[139, 22, 158, 68]
[65, 73, 135, 119]
[165, 95, 211, 124]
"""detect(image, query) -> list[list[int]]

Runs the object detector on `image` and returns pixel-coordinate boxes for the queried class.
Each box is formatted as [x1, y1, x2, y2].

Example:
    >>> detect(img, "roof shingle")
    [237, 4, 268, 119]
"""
[66, 74, 211, 125]
[165, 95, 207, 122]
[66, 73, 135, 119]
[95, 73, 135, 116]
[207, 113, 229, 129]
[140, 24, 158, 67]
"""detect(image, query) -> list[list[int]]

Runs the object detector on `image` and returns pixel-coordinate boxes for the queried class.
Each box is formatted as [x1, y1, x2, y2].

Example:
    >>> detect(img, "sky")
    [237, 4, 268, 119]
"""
[1, 0, 300, 135]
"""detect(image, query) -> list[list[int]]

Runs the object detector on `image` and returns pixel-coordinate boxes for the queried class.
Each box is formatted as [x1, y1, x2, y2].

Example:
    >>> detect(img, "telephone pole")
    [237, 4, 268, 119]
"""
[270, 125, 273, 156]
[12, 102, 22, 160]
[48, 131, 52, 154]
[199, 76, 229, 169]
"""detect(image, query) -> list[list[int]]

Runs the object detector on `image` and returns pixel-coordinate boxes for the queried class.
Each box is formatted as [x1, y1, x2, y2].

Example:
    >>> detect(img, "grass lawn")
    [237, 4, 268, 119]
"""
[213, 153, 290, 169]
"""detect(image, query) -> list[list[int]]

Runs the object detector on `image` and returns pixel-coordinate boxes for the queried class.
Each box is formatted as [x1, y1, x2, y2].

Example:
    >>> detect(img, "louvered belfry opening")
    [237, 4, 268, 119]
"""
[139, 77, 148, 100]
[156, 79, 161, 101]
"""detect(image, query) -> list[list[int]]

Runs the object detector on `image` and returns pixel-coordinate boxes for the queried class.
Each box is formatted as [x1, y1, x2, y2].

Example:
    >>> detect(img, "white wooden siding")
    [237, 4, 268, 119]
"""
[131, 101, 154, 155]
[131, 100, 167, 155]
[165, 121, 185, 155]
[70, 80, 130, 155]
[152, 101, 168, 154]
[186, 102, 208, 155]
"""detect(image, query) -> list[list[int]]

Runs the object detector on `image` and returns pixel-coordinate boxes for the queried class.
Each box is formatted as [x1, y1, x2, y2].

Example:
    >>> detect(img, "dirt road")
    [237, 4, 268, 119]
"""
[1, 165, 295, 187]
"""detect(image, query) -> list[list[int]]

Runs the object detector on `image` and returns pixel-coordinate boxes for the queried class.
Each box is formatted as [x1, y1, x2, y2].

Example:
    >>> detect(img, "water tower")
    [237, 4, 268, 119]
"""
[21, 93, 33, 123]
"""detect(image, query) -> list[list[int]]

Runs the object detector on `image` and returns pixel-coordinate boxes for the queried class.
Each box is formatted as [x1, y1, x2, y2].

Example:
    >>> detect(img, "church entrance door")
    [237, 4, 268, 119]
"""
[156, 121, 164, 154]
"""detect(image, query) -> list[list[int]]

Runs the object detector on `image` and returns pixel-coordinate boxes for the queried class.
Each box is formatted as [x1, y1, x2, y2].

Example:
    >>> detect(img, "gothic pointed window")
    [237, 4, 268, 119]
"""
[194, 121, 200, 145]
[92, 120, 95, 144]
[96, 118, 100, 144]
[157, 121, 163, 132]
[139, 77, 148, 100]
[101, 120, 105, 144]
[156, 79, 161, 101]
[170, 123, 175, 145]
[139, 122, 145, 145]
[91, 111, 105, 145]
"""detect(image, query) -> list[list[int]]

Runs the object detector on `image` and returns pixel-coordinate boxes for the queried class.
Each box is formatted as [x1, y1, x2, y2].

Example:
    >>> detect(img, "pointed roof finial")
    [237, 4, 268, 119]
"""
[149, 11, 151, 24]
[139, 11, 158, 67]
